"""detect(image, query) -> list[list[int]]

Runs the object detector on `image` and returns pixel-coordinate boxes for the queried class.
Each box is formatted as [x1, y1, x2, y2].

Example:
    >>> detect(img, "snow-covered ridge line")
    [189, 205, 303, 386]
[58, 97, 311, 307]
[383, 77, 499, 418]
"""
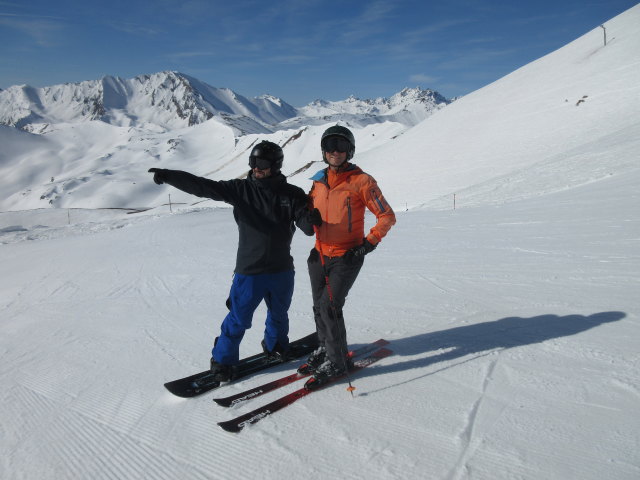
[0, 71, 450, 134]
[0, 5, 638, 215]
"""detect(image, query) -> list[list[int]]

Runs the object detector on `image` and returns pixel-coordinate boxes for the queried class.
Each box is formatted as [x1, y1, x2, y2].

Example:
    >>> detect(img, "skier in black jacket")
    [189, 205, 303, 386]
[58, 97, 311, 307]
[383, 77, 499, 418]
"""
[149, 141, 321, 380]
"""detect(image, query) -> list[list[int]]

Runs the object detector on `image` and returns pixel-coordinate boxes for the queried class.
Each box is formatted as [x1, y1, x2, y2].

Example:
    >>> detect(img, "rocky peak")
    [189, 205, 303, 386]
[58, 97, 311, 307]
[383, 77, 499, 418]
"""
[0, 72, 451, 133]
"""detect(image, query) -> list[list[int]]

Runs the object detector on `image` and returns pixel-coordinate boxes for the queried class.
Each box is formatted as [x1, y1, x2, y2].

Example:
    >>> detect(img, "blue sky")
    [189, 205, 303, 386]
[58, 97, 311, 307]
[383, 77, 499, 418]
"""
[0, 0, 636, 106]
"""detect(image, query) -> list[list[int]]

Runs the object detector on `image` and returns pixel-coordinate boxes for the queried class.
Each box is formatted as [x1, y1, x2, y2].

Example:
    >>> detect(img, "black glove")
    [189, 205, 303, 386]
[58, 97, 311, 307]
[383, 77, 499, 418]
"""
[309, 208, 323, 227]
[343, 238, 377, 264]
[148, 168, 168, 185]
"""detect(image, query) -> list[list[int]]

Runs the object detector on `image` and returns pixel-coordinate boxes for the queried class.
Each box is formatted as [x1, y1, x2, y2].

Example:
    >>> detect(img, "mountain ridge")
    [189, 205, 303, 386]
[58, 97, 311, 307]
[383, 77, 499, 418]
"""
[0, 5, 637, 213]
[0, 71, 450, 135]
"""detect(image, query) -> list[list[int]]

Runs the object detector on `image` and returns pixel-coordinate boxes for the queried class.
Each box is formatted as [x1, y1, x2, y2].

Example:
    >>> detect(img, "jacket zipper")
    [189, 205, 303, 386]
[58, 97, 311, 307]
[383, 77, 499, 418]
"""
[347, 197, 352, 233]
[372, 189, 386, 213]
[321, 183, 331, 255]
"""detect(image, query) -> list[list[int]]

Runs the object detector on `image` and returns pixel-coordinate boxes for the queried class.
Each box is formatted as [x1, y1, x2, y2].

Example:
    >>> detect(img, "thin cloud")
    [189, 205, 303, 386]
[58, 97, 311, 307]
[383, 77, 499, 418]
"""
[107, 21, 164, 36]
[166, 50, 217, 60]
[403, 18, 477, 39]
[360, 0, 397, 23]
[0, 11, 64, 20]
[339, 1, 399, 42]
[0, 14, 65, 47]
[328, 17, 479, 63]
[265, 54, 314, 64]
[460, 36, 502, 46]
[409, 73, 439, 84]
[437, 47, 518, 70]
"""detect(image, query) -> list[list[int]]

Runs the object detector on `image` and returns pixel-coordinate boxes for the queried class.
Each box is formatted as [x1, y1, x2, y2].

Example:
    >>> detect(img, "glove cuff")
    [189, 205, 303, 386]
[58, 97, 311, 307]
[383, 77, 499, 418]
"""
[364, 238, 377, 254]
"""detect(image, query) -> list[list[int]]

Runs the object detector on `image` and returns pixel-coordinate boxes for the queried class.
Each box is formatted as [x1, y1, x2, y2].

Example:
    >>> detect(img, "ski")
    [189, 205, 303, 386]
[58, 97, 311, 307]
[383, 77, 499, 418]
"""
[163, 332, 318, 398]
[217, 346, 393, 432]
[213, 339, 389, 407]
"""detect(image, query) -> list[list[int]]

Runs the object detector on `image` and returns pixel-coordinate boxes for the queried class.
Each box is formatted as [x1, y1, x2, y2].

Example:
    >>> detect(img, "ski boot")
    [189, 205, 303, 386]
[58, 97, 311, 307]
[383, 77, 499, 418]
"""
[304, 357, 353, 391]
[209, 358, 232, 382]
[261, 339, 292, 363]
[297, 345, 326, 374]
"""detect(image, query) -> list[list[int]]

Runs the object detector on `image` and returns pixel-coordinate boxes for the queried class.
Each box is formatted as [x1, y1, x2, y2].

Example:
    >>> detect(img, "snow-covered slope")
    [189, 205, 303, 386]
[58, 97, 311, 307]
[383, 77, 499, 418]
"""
[357, 4, 640, 210]
[0, 160, 638, 480]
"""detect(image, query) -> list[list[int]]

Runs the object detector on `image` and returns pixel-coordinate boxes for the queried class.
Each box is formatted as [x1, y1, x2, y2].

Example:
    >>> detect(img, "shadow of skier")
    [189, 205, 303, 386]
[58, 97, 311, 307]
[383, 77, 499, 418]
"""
[353, 311, 626, 389]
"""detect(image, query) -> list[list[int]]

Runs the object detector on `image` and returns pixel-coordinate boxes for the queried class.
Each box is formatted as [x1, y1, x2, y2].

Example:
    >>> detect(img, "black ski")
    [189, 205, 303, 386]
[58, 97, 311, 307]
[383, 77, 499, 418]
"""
[163, 332, 318, 398]
[213, 339, 389, 407]
[217, 346, 393, 432]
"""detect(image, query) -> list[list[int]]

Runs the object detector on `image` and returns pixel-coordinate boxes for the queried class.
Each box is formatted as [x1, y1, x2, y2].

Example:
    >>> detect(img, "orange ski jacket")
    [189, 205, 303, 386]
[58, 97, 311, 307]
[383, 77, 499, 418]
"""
[309, 164, 396, 257]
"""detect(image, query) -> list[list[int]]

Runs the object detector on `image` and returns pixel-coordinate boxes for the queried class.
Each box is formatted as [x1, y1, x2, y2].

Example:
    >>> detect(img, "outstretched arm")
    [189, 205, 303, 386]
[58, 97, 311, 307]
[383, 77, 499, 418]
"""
[148, 168, 237, 203]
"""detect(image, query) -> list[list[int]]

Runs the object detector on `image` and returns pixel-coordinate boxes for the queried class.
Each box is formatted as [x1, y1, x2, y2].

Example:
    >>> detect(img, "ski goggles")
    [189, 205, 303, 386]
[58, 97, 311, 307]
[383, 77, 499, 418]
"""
[321, 136, 351, 153]
[249, 156, 273, 170]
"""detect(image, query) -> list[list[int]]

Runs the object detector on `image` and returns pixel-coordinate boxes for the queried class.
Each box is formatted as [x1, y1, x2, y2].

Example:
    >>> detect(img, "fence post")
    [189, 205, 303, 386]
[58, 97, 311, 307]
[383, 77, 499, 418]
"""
[600, 25, 607, 46]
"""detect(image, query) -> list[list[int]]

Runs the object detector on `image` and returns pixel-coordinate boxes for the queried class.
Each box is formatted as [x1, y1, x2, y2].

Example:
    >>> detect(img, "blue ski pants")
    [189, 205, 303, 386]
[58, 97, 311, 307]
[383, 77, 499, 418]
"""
[212, 270, 295, 364]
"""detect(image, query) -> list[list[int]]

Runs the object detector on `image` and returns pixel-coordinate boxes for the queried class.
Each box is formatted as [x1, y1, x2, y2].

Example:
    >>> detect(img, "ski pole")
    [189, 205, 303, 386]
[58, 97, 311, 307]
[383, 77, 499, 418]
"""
[314, 226, 356, 397]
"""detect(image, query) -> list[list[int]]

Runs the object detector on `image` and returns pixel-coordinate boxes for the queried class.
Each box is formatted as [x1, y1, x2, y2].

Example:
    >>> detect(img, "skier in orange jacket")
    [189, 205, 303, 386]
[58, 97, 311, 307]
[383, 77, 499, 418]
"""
[302, 125, 396, 389]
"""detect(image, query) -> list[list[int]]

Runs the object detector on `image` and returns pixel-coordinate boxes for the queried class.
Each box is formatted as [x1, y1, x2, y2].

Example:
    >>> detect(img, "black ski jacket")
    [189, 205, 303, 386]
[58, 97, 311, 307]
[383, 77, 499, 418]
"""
[158, 169, 315, 275]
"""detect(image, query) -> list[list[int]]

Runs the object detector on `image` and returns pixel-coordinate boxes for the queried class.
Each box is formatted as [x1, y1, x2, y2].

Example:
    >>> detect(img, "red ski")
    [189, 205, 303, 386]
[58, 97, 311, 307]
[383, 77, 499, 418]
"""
[217, 347, 393, 432]
[213, 339, 389, 407]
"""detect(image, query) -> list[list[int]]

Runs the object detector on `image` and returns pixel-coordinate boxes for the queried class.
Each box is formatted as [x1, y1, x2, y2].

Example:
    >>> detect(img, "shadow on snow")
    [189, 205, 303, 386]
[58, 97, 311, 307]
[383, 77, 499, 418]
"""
[353, 311, 626, 389]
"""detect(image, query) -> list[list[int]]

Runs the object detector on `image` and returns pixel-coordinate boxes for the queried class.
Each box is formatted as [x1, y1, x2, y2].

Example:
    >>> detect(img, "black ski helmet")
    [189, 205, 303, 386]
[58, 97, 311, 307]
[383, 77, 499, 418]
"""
[321, 125, 356, 161]
[249, 140, 284, 172]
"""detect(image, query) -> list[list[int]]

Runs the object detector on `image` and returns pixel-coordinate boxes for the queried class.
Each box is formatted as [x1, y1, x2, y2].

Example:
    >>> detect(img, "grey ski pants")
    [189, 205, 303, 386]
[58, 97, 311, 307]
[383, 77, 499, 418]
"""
[307, 248, 364, 365]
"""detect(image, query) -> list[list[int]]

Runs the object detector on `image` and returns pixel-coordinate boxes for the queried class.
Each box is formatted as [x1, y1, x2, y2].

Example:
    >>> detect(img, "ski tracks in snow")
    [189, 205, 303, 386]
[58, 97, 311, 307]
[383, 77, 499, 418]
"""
[445, 352, 508, 480]
[416, 274, 449, 294]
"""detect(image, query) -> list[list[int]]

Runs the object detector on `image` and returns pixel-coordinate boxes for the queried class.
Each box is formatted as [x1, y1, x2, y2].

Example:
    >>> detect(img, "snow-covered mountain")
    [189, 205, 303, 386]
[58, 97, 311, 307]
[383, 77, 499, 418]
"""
[0, 4, 637, 215]
[0, 72, 449, 135]
[281, 87, 450, 128]
[0, 73, 450, 211]
[0, 71, 299, 134]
